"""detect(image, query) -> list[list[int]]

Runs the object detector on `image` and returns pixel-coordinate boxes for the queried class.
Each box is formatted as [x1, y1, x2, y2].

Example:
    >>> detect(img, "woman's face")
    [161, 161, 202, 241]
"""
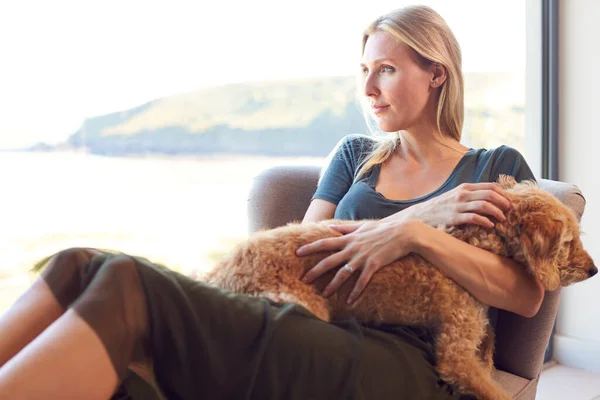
[361, 30, 438, 133]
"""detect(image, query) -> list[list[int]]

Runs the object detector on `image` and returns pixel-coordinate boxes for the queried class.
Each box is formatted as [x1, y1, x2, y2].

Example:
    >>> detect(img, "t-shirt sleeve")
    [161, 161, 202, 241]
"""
[491, 145, 536, 183]
[312, 134, 368, 205]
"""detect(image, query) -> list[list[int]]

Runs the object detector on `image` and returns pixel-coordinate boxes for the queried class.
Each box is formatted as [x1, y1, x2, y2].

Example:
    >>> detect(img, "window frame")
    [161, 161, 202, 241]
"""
[529, 0, 560, 363]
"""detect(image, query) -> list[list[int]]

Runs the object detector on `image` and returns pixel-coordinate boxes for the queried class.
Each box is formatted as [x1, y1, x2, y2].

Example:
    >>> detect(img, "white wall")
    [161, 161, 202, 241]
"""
[553, 0, 600, 372]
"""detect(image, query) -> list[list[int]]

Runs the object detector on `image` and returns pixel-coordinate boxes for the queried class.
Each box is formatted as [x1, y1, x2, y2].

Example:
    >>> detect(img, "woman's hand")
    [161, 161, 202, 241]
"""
[399, 182, 511, 228]
[297, 219, 422, 304]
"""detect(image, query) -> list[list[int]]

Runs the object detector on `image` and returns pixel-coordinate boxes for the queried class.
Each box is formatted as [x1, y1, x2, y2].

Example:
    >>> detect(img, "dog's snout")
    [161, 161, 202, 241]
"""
[589, 266, 598, 277]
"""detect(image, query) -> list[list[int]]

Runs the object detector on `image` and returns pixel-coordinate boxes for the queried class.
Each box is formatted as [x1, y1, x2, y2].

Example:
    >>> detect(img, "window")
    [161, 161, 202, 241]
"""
[0, 1, 535, 315]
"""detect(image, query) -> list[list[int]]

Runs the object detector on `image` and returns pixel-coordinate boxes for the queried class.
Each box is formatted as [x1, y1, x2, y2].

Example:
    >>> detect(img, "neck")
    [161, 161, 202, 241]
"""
[396, 127, 468, 167]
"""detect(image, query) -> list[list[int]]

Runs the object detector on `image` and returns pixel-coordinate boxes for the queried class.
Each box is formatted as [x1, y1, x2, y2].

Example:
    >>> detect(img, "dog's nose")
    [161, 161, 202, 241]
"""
[589, 266, 598, 277]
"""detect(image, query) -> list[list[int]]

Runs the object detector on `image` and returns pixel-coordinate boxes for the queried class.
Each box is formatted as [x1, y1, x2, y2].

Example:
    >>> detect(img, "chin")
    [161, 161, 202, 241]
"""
[375, 121, 404, 132]
[378, 126, 402, 133]
[371, 115, 405, 133]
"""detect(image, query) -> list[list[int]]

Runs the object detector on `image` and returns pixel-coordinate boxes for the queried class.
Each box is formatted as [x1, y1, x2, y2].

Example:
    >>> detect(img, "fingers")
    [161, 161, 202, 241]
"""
[454, 184, 511, 226]
[462, 182, 506, 195]
[328, 223, 363, 234]
[347, 266, 376, 304]
[321, 263, 357, 298]
[302, 250, 349, 284]
[469, 188, 511, 211]
[452, 212, 495, 228]
[296, 236, 346, 257]
[460, 200, 506, 223]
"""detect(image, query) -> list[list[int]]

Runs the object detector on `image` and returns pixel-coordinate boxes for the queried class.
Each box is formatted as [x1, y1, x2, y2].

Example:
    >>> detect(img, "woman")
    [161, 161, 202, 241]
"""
[0, 5, 541, 400]
[297, 6, 542, 314]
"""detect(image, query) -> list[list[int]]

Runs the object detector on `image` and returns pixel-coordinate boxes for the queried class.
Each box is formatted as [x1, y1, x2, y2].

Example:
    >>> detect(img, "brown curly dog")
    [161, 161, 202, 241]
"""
[202, 175, 597, 400]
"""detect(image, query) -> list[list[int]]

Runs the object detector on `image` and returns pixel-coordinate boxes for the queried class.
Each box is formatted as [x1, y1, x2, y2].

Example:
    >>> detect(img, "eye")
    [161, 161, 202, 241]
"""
[380, 65, 395, 73]
[361, 67, 369, 76]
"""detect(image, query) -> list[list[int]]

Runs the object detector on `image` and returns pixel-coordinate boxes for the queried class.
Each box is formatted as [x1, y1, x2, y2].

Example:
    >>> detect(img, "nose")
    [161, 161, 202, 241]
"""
[590, 266, 598, 277]
[363, 74, 379, 98]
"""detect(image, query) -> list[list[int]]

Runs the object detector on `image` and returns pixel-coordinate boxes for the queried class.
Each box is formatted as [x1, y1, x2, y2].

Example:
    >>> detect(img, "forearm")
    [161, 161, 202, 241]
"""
[410, 221, 544, 317]
[381, 206, 418, 223]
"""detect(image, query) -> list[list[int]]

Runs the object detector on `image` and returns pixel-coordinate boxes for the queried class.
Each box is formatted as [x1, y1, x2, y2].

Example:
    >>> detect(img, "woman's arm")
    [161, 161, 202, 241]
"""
[412, 221, 545, 318]
[298, 182, 543, 317]
[302, 199, 336, 223]
[299, 217, 544, 318]
[380, 182, 511, 228]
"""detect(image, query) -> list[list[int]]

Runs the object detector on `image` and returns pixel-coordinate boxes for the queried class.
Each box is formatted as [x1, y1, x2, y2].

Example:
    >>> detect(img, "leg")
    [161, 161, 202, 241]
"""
[71, 253, 150, 380]
[257, 285, 331, 322]
[7, 252, 287, 399]
[0, 309, 119, 399]
[0, 248, 102, 367]
[203, 257, 331, 321]
[249, 277, 332, 322]
[251, 315, 472, 400]
[0, 252, 150, 397]
[0, 278, 62, 367]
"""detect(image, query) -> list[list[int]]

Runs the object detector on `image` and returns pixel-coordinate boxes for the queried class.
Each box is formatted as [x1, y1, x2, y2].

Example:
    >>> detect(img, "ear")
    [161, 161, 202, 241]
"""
[430, 63, 447, 88]
[519, 213, 563, 291]
[496, 174, 517, 190]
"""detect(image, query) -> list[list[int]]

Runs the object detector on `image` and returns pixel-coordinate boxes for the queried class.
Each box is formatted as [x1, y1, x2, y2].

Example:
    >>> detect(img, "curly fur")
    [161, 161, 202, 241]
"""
[201, 175, 597, 400]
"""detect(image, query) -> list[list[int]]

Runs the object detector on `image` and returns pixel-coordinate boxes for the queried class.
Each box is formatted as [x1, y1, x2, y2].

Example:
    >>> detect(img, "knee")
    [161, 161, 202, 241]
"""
[40, 248, 112, 309]
[47, 248, 103, 272]
[93, 254, 141, 287]
[42, 248, 94, 280]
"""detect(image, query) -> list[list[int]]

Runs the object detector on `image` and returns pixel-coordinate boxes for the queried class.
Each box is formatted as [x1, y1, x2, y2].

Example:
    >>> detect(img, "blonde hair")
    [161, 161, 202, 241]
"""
[355, 5, 464, 180]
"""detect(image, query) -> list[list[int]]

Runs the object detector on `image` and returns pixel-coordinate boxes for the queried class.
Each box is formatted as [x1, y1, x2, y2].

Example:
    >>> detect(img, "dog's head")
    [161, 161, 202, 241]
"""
[497, 175, 597, 291]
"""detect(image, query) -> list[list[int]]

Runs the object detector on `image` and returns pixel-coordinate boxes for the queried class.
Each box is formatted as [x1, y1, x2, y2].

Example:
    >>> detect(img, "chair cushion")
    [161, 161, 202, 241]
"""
[493, 370, 539, 400]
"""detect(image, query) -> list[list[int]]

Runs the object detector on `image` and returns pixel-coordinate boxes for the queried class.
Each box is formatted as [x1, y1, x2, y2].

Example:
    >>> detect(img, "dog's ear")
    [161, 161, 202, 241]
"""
[519, 212, 563, 291]
[496, 174, 518, 190]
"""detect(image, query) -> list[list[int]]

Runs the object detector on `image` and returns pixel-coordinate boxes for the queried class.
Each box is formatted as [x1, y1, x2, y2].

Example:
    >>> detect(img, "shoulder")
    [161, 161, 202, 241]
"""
[475, 145, 524, 160]
[490, 145, 526, 160]
[314, 134, 377, 203]
[470, 145, 526, 166]
[328, 134, 378, 162]
[470, 145, 534, 182]
[336, 133, 378, 152]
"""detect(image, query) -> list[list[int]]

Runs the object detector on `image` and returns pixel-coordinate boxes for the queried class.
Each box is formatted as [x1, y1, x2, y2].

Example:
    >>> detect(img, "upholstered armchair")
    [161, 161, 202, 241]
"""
[247, 165, 587, 400]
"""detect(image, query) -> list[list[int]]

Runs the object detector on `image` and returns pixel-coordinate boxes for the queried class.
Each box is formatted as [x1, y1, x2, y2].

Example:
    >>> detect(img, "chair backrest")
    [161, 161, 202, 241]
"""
[247, 165, 322, 233]
[247, 165, 587, 380]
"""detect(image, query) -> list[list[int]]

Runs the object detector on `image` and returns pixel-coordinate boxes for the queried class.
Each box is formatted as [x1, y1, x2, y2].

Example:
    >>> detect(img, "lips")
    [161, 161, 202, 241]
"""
[371, 105, 389, 114]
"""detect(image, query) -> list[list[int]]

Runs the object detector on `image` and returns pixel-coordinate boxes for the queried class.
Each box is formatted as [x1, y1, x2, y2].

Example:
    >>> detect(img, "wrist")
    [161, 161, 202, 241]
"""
[395, 219, 428, 253]
[383, 204, 419, 223]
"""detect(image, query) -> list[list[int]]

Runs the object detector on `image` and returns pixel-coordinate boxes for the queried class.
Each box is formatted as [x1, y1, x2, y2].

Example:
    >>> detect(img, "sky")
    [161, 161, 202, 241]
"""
[0, 0, 526, 148]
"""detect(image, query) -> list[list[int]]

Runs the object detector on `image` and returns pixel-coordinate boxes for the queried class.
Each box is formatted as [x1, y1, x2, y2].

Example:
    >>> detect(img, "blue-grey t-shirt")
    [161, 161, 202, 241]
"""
[312, 134, 536, 329]
[313, 134, 535, 219]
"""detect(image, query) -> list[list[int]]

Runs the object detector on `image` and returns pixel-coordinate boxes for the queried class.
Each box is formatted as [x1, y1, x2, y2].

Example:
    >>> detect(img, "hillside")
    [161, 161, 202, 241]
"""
[39, 72, 525, 157]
